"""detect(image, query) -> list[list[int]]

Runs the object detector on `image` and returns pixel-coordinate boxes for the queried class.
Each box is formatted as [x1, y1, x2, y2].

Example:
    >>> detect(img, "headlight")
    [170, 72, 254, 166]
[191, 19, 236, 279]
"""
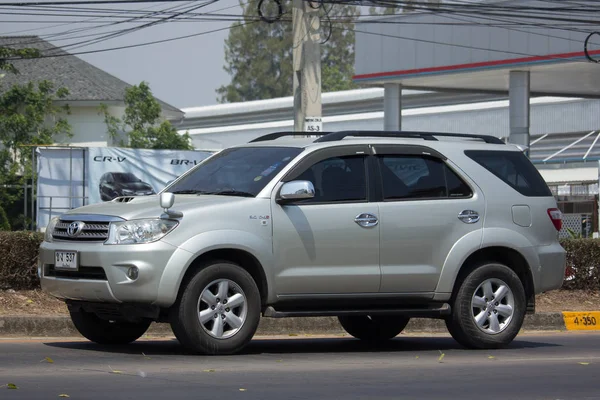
[105, 219, 178, 245]
[44, 217, 59, 242]
[121, 189, 135, 195]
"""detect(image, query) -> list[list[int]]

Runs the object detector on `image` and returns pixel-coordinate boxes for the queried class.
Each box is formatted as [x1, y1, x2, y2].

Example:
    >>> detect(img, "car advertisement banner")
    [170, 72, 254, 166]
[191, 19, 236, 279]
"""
[36, 147, 87, 231]
[87, 147, 214, 204]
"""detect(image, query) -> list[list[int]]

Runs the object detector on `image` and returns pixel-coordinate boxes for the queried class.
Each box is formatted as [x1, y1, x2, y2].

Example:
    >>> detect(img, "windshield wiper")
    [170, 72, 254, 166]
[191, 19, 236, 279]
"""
[211, 190, 255, 198]
[171, 189, 255, 197]
[171, 189, 210, 194]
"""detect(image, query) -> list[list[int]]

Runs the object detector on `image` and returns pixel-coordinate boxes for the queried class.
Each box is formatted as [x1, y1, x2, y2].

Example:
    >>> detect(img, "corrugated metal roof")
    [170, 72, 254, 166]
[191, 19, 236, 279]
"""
[179, 88, 507, 130]
[179, 89, 600, 164]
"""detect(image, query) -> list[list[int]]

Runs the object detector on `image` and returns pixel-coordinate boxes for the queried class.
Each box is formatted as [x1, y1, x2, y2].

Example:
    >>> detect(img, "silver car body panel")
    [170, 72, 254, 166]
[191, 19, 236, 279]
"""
[39, 136, 566, 312]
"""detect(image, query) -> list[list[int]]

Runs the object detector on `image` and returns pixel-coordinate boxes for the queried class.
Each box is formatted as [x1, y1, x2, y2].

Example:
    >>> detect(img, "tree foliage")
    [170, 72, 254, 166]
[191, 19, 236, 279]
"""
[101, 81, 193, 150]
[0, 206, 10, 231]
[217, 0, 359, 103]
[0, 80, 72, 230]
[0, 47, 41, 74]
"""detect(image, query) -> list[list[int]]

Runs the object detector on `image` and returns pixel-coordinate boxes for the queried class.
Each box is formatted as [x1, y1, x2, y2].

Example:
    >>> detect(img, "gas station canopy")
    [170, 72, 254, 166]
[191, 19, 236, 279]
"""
[353, 0, 600, 98]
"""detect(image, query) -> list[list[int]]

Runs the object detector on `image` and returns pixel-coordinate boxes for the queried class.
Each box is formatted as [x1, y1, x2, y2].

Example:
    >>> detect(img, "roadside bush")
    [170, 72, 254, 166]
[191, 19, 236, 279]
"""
[0, 231, 44, 290]
[0, 206, 9, 231]
[0, 233, 598, 291]
[560, 238, 600, 291]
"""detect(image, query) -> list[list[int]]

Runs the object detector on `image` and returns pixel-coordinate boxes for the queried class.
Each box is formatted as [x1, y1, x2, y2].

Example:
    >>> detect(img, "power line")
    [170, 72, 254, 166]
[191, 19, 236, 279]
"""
[44, 0, 198, 43]
[0, 0, 190, 5]
[352, 9, 600, 44]
[2, 0, 600, 65]
[6, 19, 258, 60]
[2, 0, 248, 48]
[38, 0, 246, 39]
[339, 24, 596, 66]
[0, 0, 167, 35]
[56, 0, 215, 52]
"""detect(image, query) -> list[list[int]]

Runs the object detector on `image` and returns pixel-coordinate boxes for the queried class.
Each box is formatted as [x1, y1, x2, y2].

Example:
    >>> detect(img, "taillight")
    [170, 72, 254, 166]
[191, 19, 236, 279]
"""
[547, 208, 563, 231]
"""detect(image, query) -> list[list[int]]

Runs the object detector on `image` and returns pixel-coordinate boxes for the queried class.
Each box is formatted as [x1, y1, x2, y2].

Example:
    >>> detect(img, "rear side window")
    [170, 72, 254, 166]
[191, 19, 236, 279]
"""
[465, 150, 552, 197]
[378, 155, 472, 200]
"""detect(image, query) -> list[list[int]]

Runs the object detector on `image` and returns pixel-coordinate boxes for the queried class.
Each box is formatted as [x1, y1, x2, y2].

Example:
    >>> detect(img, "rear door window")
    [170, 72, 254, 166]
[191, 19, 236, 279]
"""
[465, 150, 552, 197]
[378, 155, 472, 200]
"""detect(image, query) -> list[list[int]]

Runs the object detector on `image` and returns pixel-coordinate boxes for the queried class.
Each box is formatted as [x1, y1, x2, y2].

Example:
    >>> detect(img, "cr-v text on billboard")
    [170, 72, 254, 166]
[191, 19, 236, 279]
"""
[87, 147, 213, 204]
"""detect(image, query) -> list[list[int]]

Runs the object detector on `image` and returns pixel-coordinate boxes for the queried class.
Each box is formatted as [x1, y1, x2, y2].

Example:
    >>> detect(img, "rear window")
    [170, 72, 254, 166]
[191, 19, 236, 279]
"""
[465, 150, 552, 197]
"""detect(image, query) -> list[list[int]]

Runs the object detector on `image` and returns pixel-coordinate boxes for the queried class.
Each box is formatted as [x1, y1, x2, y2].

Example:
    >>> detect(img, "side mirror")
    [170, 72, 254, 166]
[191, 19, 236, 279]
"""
[160, 192, 175, 210]
[159, 191, 183, 218]
[277, 180, 315, 204]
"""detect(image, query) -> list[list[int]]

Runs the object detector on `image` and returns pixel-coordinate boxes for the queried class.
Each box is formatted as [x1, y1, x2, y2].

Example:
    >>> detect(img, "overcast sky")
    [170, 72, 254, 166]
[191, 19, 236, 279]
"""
[0, 0, 242, 109]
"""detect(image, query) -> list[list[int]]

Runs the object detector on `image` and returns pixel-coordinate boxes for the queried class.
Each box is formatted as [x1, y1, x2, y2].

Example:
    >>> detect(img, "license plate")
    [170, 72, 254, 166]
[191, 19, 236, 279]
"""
[55, 251, 78, 271]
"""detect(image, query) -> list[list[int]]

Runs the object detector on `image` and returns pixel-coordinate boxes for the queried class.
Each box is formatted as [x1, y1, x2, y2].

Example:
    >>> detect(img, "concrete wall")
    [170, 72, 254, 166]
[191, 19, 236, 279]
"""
[53, 105, 126, 147]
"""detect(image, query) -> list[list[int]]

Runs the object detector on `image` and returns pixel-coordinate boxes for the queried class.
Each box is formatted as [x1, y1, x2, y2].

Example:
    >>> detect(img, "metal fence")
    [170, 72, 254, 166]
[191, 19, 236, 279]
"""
[560, 213, 593, 239]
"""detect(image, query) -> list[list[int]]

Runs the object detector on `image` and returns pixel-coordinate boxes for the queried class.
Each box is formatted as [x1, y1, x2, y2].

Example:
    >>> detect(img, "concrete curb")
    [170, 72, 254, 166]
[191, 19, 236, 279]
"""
[0, 313, 567, 338]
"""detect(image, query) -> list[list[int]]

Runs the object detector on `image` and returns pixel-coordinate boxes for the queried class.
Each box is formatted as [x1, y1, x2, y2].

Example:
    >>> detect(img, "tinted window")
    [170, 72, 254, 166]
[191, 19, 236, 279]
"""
[465, 150, 552, 197]
[379, 155, 472, 200]
[113, 172, 141, 183]
[294, 155, 367, 203]
[167, 146, 303, 197]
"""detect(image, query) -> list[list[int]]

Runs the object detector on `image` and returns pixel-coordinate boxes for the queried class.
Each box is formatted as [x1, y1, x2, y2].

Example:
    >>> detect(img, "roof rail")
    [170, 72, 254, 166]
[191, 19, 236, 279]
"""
[249, 131, 330, 143]
[313, 130, 505, 144]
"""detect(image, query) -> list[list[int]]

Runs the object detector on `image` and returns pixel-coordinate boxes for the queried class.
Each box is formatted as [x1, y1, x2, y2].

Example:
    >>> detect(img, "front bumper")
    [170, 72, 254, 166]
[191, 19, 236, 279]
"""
[39, 239, 182, 305]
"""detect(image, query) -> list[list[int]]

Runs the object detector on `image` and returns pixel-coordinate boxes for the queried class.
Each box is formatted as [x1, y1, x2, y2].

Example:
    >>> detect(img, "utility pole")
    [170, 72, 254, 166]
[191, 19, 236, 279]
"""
[292, 0, 322, 133]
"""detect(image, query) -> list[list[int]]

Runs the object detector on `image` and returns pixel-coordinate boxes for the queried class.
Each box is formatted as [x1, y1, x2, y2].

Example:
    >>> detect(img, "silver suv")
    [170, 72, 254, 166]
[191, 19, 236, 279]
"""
[39, 131, 566, 354]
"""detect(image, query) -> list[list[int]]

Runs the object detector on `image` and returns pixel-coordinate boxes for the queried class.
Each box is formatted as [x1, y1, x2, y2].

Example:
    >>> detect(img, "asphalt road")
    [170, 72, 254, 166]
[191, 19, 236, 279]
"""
[1, 332, 599, 400]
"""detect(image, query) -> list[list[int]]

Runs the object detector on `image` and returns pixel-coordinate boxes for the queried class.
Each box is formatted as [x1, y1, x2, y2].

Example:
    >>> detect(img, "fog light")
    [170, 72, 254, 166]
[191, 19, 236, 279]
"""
[127, 266, 139, 280]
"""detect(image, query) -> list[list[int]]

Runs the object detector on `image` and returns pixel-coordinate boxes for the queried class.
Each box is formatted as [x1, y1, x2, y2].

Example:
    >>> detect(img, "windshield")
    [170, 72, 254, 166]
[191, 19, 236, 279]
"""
[113, 172, 141, 183]
[167, 146, 303, 197]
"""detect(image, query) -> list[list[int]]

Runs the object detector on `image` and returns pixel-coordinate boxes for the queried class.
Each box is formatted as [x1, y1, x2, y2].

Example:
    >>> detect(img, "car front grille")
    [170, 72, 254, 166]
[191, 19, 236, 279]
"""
[46, 265, 107, 280]
[52, 220, 110, 242]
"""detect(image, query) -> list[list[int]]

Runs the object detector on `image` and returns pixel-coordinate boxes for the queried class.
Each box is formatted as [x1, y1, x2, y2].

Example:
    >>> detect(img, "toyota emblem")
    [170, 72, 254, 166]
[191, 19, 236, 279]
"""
[67, 221, 85, 237]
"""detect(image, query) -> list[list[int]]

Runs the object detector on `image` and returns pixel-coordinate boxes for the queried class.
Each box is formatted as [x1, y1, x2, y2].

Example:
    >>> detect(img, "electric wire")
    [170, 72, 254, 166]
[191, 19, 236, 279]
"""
[2, 0, 600, 66]
[4, 19, 259, 60]
[57, 0, 217, 53]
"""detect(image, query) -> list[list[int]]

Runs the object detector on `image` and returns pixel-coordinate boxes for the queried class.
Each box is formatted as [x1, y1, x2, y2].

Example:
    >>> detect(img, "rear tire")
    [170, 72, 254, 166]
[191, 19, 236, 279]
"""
[445, 262, 526, 349]
[338, 315, 410, 341]
[170, 260, 261, 355]
[70, 310, 151, 345]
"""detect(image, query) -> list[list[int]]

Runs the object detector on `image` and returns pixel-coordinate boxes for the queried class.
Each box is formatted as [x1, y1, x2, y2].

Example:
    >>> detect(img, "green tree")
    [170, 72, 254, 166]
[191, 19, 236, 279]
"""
[217, 0, 360, 103]
[101, 81, 193, 150]
[0, 80, 72, 229]
[0, 47, 41, 74]
[0, 205, 10, 231]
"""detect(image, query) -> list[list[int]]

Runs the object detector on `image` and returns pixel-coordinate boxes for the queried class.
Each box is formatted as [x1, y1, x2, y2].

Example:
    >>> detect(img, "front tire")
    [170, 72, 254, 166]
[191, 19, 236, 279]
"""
[338, 315, 410, 341]
[70, 310, 151, 345]
[445, 262, 526, 349]
[170, 261, 261, 355]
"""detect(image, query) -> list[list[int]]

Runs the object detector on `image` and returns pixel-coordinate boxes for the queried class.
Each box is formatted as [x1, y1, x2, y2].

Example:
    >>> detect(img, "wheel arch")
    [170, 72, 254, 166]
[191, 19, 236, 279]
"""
[156, 230, 274, 309]
[451, 246, 536, 313]
[177, 248, 269, 307]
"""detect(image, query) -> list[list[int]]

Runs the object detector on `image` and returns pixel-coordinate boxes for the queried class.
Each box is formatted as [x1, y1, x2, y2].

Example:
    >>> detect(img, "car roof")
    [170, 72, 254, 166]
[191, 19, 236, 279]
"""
[233, 131, 523, 154]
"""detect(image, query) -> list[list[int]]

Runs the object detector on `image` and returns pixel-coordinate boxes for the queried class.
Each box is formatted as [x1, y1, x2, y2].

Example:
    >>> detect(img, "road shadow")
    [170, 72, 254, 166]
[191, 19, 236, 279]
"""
[43, 334, 560, 357]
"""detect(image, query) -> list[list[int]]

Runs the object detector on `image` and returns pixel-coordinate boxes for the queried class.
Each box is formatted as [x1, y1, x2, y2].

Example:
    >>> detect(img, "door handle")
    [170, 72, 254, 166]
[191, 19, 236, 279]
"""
[458, 210, 480, 224]
[355, 213, 378, 228]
